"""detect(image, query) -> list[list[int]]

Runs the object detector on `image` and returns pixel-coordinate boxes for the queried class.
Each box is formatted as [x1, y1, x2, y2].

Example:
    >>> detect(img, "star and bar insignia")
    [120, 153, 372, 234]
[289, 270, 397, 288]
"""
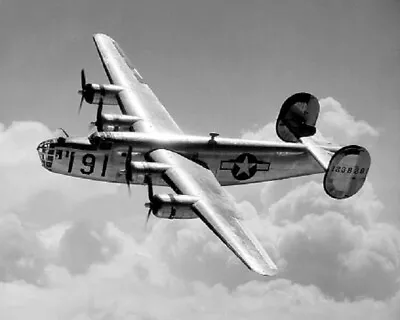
[220, 153, 270, 180]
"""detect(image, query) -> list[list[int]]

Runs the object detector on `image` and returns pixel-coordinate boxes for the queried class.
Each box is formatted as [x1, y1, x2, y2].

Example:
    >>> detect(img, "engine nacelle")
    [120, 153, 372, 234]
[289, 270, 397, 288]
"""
[102, 114, 141, 126]
[149, 194, 199, 219]
[130, 161, 171, 175]
[276, 92, 320, 143]
[99, 114, 141, 131]
[83, 83, 123, 105]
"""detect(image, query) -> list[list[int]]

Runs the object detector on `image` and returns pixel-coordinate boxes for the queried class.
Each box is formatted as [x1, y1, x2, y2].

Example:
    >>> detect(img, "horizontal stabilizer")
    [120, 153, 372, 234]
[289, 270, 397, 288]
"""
[301, 137, 370, 199]
[300, 136, 332, 170]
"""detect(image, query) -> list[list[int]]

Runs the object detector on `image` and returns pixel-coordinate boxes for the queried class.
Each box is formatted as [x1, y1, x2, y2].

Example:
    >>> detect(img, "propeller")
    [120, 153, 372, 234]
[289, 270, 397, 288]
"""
[144, 175, 155, 228]
[145, 206, 152, 227]
[78, 69, 94, 114]
[78, 69, 86, 113]
[125, 145, 133, 194]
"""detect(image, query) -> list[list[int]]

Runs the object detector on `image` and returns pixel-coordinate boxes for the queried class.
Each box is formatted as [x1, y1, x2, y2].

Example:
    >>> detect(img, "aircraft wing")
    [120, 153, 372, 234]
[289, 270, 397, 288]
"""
[93, 33, 183, 135]
[149, 149, 278, 276]
[94, 33, 277, 275]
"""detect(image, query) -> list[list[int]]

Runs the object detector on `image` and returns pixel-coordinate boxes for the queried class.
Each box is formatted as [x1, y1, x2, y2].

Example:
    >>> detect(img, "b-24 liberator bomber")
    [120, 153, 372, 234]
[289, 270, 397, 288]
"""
[37, 34, 371, 276]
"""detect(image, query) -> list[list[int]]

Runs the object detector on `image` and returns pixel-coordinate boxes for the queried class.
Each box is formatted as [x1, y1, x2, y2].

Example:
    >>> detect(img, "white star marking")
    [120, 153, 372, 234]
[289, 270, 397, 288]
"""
[236, 156, 256, 177]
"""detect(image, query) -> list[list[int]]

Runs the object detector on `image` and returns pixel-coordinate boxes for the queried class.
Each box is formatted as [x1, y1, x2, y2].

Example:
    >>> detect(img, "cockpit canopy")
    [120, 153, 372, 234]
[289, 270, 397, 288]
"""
[37, 139, 56, 169]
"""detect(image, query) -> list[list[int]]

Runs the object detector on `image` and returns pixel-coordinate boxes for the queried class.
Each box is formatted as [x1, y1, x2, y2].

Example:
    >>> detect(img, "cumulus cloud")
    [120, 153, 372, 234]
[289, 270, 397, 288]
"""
[0, 121, 54, 213]
[241, 97, 379, 144]
[241, 122, 277, 141]
[318, 97, 379, 143]
[0, 114, 398, 320]
[267, 180, 383, 228]
[0, 223, 397, 320]
[56, 220, 121, 274]
[0, 214, 47, 284]
[276, 206, 400, 300]
[0, 239, 397, 320]
[235, 177, 399, 298]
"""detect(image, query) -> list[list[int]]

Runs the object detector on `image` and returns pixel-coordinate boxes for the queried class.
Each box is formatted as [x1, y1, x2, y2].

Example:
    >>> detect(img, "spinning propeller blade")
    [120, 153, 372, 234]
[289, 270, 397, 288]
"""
[144, 175, 154, 229]
[125, 145, 133, 194]
[145, 207, 152, 229]
[146, 176, 154, 200]
[78, 96, 84, 114]
[78, 69, 86, 113]
[81, 68, 86, 89]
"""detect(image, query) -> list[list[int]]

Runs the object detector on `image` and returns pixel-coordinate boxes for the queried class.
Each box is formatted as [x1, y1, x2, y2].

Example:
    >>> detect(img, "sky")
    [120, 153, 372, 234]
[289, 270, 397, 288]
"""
[0, 0, 399, 319]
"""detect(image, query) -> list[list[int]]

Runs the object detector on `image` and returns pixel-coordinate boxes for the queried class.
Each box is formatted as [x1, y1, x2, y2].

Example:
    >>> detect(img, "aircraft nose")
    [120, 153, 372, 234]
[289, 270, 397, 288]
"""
[37, 141, 47, 167]
[37, 139, 55, 170]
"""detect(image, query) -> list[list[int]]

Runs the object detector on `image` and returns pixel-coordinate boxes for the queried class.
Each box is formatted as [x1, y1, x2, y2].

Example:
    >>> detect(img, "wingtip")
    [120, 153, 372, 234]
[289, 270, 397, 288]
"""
[93, 33, 113, 42]
[236, 220, 279, 276]
[252, 262, 278, 277]
[246, 244, 279, 276]
[264, 266, 279, 277]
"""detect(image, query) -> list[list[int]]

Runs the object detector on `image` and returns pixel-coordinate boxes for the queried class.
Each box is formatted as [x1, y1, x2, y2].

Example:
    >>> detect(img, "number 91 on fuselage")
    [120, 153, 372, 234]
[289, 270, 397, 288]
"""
[36, 137, 136, 184]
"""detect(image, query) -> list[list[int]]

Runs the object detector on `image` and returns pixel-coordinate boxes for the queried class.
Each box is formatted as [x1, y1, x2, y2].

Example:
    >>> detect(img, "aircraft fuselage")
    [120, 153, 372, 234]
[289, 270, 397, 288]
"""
[37, 133, 337, 187]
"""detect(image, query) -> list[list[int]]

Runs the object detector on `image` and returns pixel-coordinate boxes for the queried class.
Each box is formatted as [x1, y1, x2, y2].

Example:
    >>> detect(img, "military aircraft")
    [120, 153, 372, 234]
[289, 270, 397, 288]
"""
[37, 34, 371, 276]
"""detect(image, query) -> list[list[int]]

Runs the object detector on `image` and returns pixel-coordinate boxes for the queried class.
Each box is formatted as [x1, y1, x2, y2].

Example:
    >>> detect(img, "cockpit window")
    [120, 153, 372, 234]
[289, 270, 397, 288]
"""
[37, 140, 55, 169]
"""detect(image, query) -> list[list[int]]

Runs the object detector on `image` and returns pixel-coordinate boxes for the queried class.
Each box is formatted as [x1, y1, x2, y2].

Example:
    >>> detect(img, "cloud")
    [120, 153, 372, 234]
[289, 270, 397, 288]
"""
[0, 121, 54, 213]
[0, 214, 47, 285]
[318, 97, 379, 143]
[240, 97, 379, 144]
[267, 180, 383, 228]
[0, 218, 398, 320]
[277, 211, 400, 300]
[0, 121, 53, 165]
[0, 234, 398, 320]
[0, 118, 398, 320]
[56, 220, 121, 275]
[235, 180, 399, 301]
[241, 122, 277, 141]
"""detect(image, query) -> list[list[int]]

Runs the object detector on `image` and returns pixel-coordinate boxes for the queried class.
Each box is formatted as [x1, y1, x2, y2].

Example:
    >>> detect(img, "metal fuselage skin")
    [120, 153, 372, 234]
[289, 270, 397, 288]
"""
[37, 133, 332, 187]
